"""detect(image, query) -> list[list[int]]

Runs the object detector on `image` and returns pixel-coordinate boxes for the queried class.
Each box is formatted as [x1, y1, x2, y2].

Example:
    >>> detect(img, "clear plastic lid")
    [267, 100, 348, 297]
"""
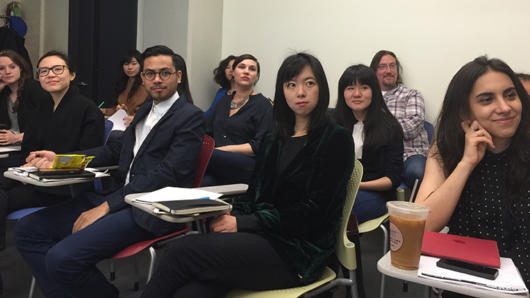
[387, 201, 430, 219]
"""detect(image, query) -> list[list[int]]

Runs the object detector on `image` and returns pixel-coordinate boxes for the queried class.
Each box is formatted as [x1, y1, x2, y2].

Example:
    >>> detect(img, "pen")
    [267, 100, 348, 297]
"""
[98, 101, 105, 108]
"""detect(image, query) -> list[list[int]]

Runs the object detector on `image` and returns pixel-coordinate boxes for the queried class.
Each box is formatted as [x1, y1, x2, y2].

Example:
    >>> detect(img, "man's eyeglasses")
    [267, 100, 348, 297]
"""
[142, 70, 177, 81]
[377, 63, 397, 71]
[36, 65, 67, 77]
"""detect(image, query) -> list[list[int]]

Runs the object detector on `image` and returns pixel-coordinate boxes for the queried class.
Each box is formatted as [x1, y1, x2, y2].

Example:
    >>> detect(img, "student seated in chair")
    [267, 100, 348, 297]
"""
[0, 51, 104, 250]
[141, 53, 355, 298]
[334, 64, 403, 224]
[416, 57, 530, 291]
[14, 45, 205, 298]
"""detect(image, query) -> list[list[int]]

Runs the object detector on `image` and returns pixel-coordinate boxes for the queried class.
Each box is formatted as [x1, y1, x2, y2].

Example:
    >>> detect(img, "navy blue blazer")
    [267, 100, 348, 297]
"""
[83, 95, 205, 234]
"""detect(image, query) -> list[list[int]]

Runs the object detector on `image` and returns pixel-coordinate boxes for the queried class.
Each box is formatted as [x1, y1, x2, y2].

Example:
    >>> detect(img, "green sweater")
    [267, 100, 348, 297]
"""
[235, 122, 355, 285]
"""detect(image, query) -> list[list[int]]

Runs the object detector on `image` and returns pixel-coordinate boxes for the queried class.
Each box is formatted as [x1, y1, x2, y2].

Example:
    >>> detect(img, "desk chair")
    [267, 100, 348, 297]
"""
[397, 120, 434, 202]
[7, 207, 46, 298]
[108, 134, 215, 290]
[225, 160, 363, 298]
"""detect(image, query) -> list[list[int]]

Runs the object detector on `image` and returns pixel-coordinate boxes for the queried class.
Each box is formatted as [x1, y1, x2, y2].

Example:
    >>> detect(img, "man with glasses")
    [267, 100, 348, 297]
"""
[370, 50, 429, 190]
[15, 45, 205, 298]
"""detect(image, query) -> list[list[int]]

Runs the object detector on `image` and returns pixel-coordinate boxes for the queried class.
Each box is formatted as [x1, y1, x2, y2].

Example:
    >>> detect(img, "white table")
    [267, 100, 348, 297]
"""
[124, 184, 247, 225]
[377, 252, 529, 298]
[4, 170, 97, 187]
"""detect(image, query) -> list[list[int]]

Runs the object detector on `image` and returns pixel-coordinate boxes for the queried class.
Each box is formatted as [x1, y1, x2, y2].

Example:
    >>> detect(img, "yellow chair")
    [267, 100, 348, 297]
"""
[225, 160, 363, 298]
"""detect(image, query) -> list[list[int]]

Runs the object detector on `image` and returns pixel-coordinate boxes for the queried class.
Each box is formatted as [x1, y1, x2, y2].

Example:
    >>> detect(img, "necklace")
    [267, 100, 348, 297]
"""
[230, 95, 250, 109]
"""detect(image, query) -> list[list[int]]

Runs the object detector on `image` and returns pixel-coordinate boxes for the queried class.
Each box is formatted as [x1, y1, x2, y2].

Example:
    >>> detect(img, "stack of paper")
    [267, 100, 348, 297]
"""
[133, 187, 223, 203]
[418, 255, 528, 294]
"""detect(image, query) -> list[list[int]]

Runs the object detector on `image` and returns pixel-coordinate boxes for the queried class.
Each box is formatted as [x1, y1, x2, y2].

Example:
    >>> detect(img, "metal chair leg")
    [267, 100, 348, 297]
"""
[379, 223, 389, 298]
[348, 269, 359, 298]
[147, 246, 157, 282]
[133, 254, 140, 291]
[28, 277, 35, 298]
[109, 260, 116, 280]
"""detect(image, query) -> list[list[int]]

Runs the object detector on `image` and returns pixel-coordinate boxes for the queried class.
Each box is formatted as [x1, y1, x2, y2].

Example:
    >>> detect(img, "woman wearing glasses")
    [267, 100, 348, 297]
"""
[0, 51, 104, 250]
[202, 54, 273, 186]
[101, 50, 148, 127]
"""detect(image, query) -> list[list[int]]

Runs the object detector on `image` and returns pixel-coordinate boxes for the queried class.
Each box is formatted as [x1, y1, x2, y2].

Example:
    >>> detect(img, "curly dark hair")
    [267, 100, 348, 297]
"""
[213, 55, 236, 89]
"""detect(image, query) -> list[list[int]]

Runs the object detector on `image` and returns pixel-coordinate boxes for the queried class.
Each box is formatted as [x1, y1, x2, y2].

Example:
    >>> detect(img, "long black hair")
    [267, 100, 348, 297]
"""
[141, 45, 193, 103]
[436, 56, 530, 203]
[335, 64, 402, 149]
[213, 55, 236, 89]
[273, 53, 329, 138]
[115, 50, 143, 102]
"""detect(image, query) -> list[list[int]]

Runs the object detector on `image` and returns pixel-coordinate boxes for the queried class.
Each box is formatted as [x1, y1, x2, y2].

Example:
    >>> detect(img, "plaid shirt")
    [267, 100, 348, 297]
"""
[383, 85, 429, 160]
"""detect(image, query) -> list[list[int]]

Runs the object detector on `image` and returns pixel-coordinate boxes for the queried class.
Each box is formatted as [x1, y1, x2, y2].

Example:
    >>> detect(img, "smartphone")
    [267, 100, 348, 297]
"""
[436, 258, 499, 280]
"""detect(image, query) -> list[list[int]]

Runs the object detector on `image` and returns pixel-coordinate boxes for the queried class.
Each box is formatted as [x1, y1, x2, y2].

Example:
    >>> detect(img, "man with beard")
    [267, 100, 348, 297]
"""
[14, 45, 205, 298]
[370, 50, 429, 190]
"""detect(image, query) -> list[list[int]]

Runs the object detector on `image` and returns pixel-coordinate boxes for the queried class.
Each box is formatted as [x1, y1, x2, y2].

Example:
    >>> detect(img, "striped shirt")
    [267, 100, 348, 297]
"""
[383, 85, 429, 160]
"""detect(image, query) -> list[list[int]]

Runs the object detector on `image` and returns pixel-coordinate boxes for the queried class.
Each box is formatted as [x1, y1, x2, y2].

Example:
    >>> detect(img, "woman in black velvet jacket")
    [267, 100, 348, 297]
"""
[141, 53, 355, 298]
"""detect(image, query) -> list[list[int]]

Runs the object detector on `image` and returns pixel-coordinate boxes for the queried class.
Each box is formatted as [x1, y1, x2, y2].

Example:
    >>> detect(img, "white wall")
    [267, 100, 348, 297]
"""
[221, 0, 530, 122]
[42, 0, 68, 54]
[137, 0, 188, 56]
[137, 0, 223, 110]
[187, 0, 223, 109]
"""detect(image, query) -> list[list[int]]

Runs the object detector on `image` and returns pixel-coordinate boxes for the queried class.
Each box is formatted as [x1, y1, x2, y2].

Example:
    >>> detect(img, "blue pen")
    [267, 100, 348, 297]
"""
[98, 101, 105, 108]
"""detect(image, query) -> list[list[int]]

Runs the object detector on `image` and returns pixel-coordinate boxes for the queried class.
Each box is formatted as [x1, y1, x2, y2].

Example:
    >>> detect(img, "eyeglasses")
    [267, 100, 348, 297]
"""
[37, 65, 67, 77]
[142, 69, 176, 81]
[377, 63, 397, 71]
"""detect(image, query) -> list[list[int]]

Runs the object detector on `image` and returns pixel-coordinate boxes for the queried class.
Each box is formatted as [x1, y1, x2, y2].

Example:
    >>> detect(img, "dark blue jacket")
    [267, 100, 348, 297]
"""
[83, 95, 205, 234]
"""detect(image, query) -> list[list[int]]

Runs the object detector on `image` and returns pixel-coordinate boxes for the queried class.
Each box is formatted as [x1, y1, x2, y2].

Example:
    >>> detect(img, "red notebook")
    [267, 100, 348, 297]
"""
[421, 231, 501, 268]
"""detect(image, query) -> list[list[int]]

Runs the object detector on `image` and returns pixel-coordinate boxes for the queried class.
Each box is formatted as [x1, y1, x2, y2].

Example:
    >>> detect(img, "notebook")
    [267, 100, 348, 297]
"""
[151, 199, 231, 216]
[28, 169, 96, 180]
[421, 231, 501, 268]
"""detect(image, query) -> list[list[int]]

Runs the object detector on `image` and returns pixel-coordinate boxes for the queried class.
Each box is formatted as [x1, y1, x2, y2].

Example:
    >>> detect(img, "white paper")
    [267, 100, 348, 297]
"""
[133, 187, 223, 203]
[107, 109, 128, 131]
[0, 145, 21, 153]
[418, 255, 528, 294]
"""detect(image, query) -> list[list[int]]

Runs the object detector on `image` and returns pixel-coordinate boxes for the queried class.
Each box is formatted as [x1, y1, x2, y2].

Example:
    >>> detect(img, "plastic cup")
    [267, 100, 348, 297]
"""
[387, 201, 430, 270]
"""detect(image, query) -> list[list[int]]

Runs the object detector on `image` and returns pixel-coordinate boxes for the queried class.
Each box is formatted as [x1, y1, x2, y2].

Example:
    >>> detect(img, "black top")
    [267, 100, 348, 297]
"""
[449, 149, 529, 287]
[359, 121, 404, 200]
[0, 79, 47, 132]
[206, 93, 273, 154]
[235, 123, 355, 284]
[278, 135, 307, 175]
[21, 86, 105, 157]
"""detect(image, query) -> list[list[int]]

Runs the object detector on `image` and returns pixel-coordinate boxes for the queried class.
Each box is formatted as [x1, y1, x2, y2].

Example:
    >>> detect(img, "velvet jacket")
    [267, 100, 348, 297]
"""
[235, 122, 355, 285]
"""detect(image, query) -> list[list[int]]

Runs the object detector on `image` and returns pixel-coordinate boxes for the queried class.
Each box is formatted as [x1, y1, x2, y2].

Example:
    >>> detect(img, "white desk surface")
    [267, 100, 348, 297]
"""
[0, 145, 21, 153]
[124, 185, 246, 224]
[377, 252, 528, 298]
[4, 170, 95, 187]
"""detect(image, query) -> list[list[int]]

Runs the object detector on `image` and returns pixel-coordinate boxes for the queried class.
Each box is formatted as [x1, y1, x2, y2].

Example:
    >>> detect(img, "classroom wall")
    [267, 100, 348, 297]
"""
[137, 0, 223, 109]
[137, 0, 189, 58]
[187, 0, 223, 109]
[42, 0, 68, 54]
[221, 0, 530, 122]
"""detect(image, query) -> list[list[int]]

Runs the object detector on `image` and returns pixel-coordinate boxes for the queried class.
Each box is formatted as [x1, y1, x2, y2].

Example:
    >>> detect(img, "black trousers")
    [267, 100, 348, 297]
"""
[141, 232, 300, 298]
[0, 177, 70, 250]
